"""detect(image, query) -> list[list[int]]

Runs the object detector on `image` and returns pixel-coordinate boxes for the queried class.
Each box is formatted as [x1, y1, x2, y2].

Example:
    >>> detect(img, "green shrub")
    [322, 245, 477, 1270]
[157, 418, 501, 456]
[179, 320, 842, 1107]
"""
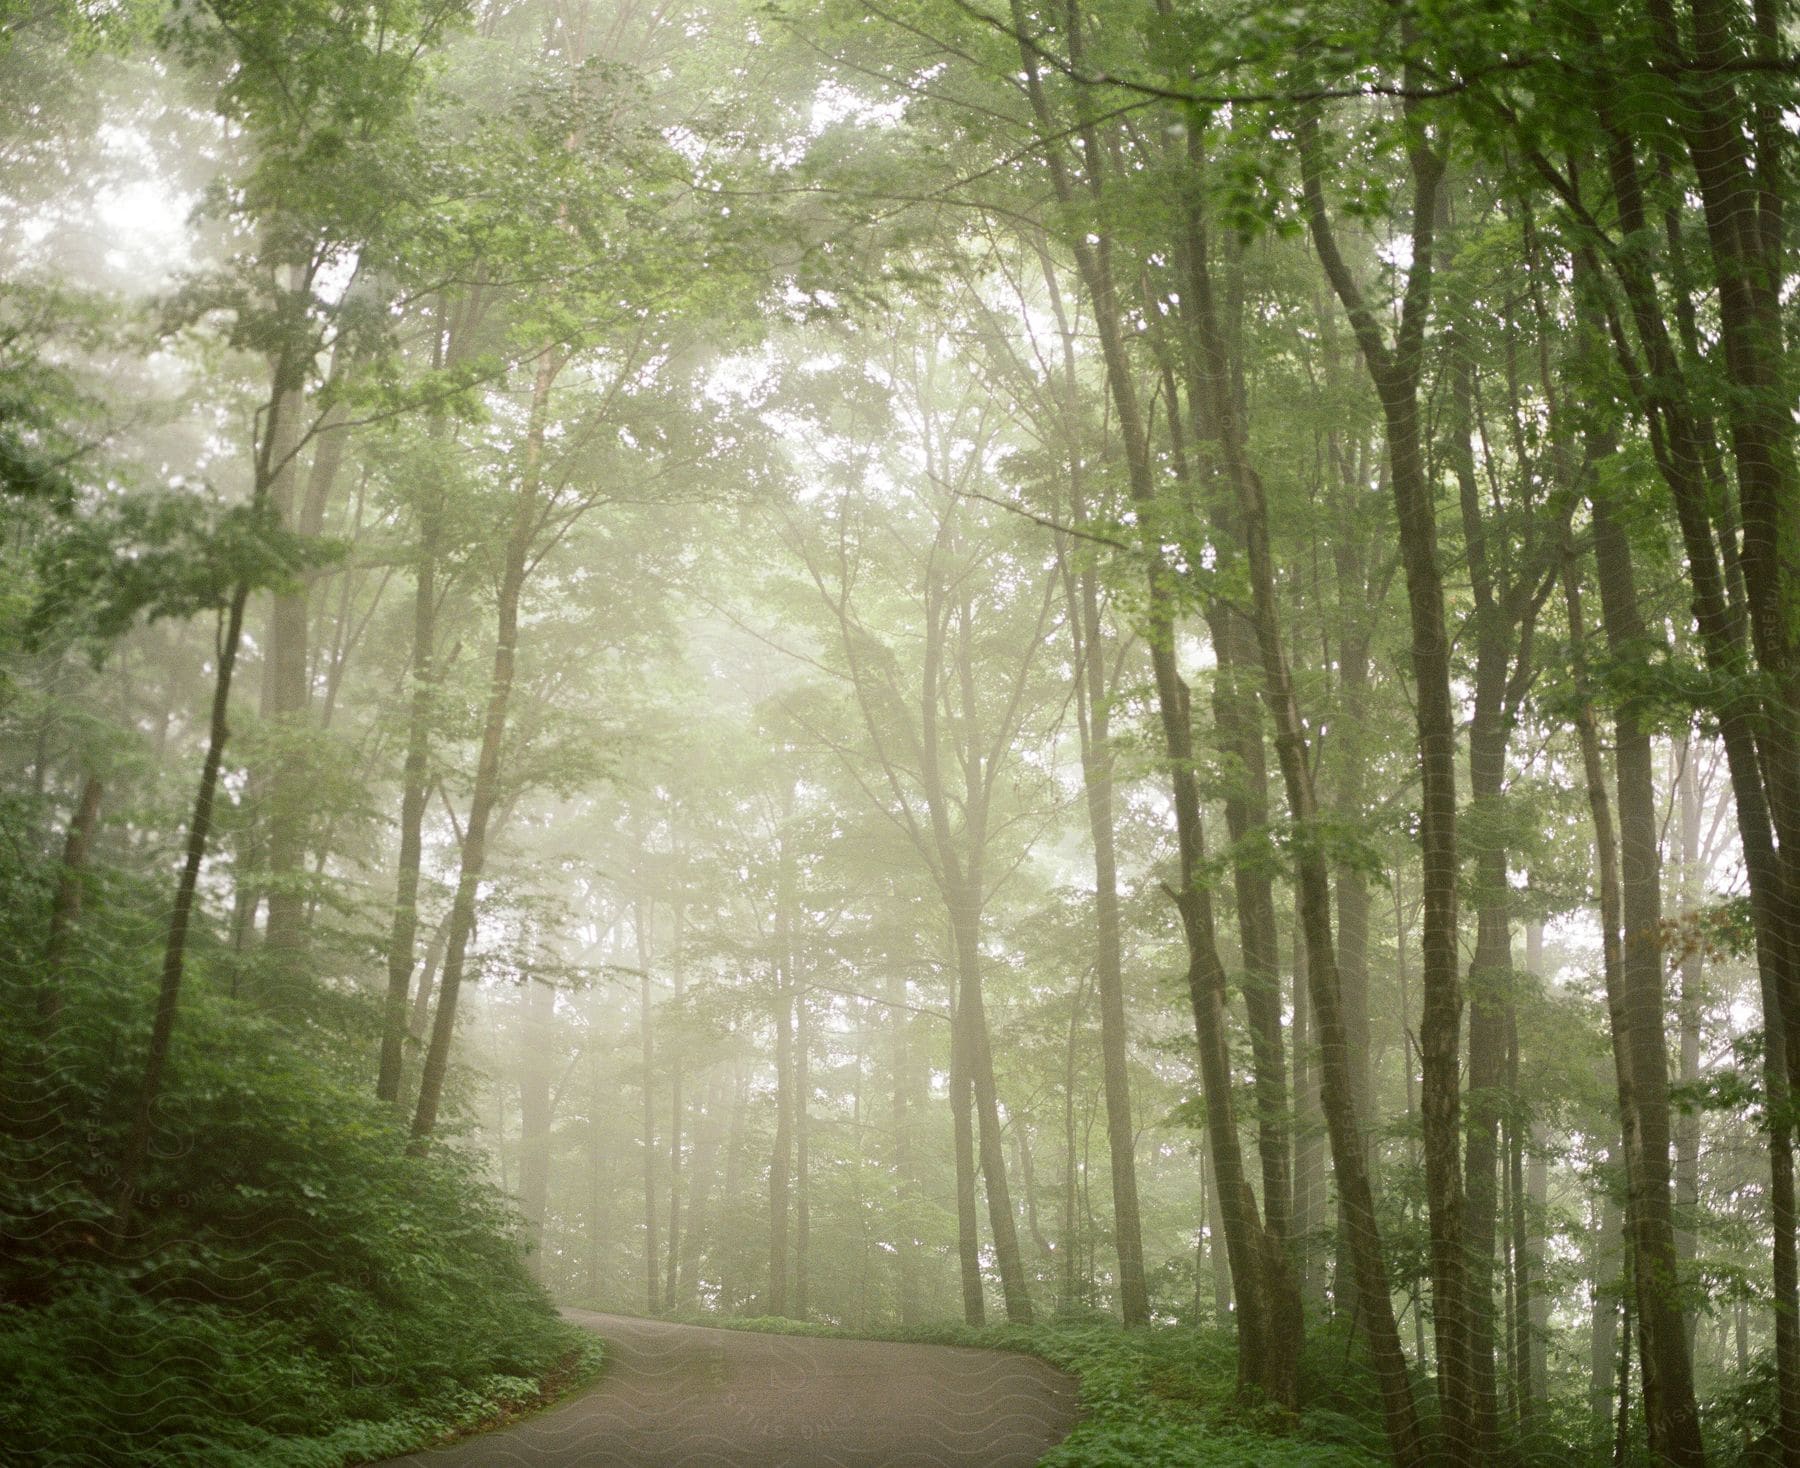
[0, 849, 595, 1466]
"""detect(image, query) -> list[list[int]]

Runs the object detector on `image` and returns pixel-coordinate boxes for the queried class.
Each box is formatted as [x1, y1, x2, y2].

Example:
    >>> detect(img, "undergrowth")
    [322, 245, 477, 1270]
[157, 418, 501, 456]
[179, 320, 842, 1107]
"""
[0, 849, 598, 1466]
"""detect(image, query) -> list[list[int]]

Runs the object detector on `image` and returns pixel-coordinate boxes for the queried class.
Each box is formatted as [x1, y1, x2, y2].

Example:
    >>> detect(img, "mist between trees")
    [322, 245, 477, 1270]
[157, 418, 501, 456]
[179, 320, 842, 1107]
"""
[3, 0, 1798, 1464]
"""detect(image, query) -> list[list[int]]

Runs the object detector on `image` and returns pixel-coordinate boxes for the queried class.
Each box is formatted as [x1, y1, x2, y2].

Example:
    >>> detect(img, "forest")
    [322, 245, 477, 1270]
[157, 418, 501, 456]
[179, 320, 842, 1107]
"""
[1, 0, 1796, 1464]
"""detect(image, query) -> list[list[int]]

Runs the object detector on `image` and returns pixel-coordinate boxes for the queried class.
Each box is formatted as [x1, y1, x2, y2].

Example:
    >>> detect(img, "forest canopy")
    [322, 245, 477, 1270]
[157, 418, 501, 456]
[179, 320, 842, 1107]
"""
[1, 0, 1797, 1464]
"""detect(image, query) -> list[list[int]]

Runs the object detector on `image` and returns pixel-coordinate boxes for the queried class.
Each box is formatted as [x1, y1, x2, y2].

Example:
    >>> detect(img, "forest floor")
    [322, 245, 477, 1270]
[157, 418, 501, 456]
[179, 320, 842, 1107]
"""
[370, 1308, 1081, 1466]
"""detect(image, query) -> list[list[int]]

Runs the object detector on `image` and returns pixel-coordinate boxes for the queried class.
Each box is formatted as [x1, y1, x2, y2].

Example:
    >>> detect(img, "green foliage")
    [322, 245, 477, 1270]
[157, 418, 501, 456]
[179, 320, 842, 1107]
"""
[26, 491, 342, 652]
[0, 843, 595, 1467]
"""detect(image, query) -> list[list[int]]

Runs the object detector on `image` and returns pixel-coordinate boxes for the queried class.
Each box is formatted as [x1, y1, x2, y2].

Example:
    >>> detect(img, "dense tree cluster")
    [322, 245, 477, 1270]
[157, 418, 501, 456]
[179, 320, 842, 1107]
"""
[2, 0, 1796, 1462]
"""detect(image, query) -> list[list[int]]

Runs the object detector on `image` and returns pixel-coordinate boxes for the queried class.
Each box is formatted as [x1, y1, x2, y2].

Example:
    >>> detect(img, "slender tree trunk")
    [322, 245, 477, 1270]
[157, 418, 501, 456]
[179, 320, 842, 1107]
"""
[379, 499, 440, 1101]
[1060, 974, 1085, 1315]
[887, 967, 921, 1327]
[1291, 892, 1327, 1311]
[1507, 1014, 1530, 1427]
[638, 900, 660, 1317]
[676, 1073, 726, 1313]
[263, 389, 352, 982]
[1300, 105, 1466, 1457]
[258, 372, 310, 1002]
[719, 1058, 746, 1315]
[410, 355, 558, 1144]
[1184, 186, 1414, 1453]
[769, 818, 795, 1319]
[1053, 524, 1150, 1326]
[794, 984, 811, 1317]
[1524, 922, 1550, 1414]
[42, 774, 102, 1023]
[117, 348, 303, 1233]
[1005, 1, 1272, 1380]
[1578, 127, 1800, 1459]
[1674, 734, 1703, 1353]
[1591, 494, 1705, 1466]
[379, 508, 438, 1102]
[1205, 1137, 1232, 1319]
[117, 589, 251, 1236]
[963, 903, 1033, 1322]
[1451, 345, 1532, 1454]
[379, 296, 472, 1103]
[1591, 1190, 1624, 1439]
[518, 973, 554, 1280]
[407, 910, 451, 1046]
[664, 903, 686, 1313]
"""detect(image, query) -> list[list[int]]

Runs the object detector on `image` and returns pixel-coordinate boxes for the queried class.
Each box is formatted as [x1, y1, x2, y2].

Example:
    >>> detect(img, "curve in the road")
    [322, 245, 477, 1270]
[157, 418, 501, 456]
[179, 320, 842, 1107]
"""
[377, 1309, 1081, 1467]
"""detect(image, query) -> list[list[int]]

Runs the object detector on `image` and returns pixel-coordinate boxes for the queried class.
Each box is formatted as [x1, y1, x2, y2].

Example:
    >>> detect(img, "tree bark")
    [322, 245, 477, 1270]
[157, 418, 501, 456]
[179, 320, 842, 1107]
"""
[117, 345, 302, 1234]
[410, 353, 559, 1144]
[1047, 376, 1149, 1325]
[1590, 492, 1704, 1466]
[1185, 205, 1420, 1456]
[42, 774, 102, 1023]
[1006, 5, 1282, 1383]
[1300, 102, 1467, 1458]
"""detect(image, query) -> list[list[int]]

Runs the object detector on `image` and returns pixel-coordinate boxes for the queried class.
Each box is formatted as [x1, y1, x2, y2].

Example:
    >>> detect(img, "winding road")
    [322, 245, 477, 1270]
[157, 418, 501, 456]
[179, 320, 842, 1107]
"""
[378, 1309, 1081, 1467]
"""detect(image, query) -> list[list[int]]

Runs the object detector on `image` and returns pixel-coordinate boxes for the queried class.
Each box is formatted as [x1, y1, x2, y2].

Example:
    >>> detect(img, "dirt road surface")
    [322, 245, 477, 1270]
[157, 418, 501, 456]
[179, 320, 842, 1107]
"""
[376, 1309, 1081, 1467]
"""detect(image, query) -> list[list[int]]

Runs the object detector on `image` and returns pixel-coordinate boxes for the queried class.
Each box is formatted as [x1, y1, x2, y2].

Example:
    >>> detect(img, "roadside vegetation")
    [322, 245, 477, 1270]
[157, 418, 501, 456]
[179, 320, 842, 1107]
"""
[0, 842, 598, 1468]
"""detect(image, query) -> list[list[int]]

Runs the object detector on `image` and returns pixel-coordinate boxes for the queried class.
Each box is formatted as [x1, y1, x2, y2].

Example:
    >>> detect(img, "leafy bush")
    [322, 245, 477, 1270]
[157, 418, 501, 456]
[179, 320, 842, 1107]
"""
[0, 846, 596, 1466]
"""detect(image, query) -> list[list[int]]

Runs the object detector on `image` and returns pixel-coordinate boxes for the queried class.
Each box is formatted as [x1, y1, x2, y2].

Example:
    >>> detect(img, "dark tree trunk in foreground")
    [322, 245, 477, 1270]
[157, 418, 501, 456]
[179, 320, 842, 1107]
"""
[1301, 98, 1469, 1459]
[1590, 492, 1704, 1466]
[1182, 194, 1421, 1463]
[1007, 0, 1290, 1393]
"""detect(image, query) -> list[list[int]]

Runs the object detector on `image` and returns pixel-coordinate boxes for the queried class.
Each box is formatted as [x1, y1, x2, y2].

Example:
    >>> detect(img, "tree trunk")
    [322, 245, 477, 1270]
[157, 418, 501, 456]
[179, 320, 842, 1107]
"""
[410, 354, 558, 1144]
[1524, 922, 1550, 1414]
[379, 488, 440, 1101]
[1005, 0, 1274, 1382]
[676, 1073, 726, 1313]
[379, 296, 469, 1103]
[117, 347, 303, 1234]
[518, 974, 554, 1281]
[1591, 1189, 1623, 1439]
[664, 903, 686, 1313]
[770, 816, 795, 1318]
[1060, 975, 1085, 1315]
[769, 976, 792, 1318]
[42, 774, 102, 1023]
[1053, 521, 1150, 1326]
[1592, 496, 1704, 1466]
[1299, 105, 1468, 1458]
[258, 372, 310, 1002]
[1291, 891, 1328, 1312]
[1579, 123, 1800, 1460]
[407, 910, 451, 1047]
[1183, 182, 1414, 1453]
[1674, 733, 1703, 1350]
[889, 968, 922, 1327]
[795, 984, 811, 1317]
[638, 898, 661, 1317]
[719, 1058, 746, 1315]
